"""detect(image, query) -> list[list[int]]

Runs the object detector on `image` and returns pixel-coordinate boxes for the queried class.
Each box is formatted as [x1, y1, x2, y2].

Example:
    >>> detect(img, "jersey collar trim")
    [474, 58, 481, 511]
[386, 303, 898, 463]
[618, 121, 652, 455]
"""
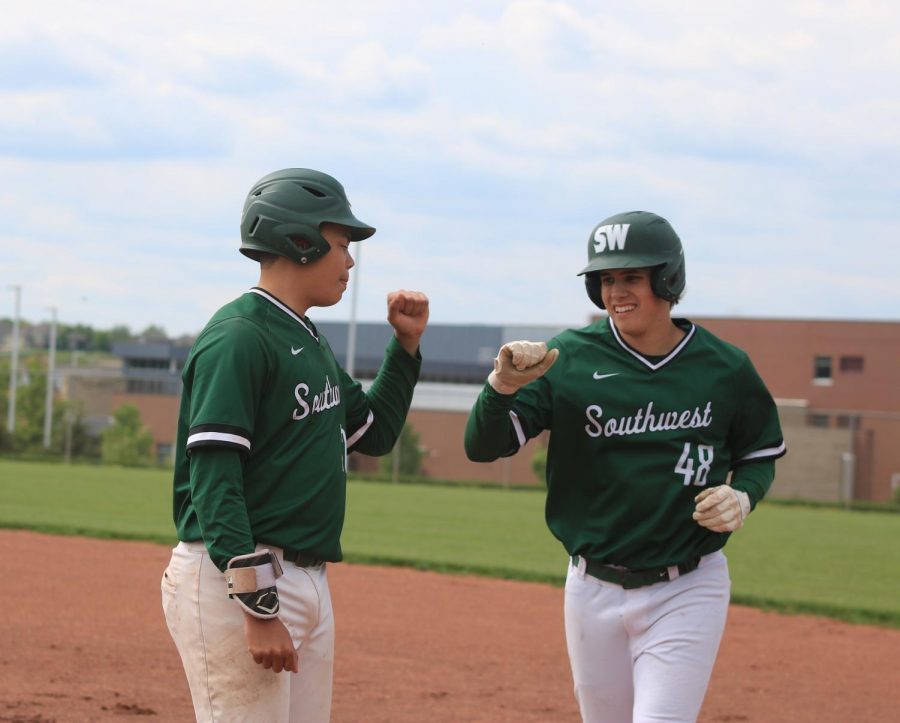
[608, 317, 695, 371]
[248, 288, 319, 341]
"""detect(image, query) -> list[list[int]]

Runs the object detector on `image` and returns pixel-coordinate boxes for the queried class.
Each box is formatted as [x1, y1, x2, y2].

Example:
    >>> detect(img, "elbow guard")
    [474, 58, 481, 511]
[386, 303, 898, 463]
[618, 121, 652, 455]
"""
[225, 549, 284, 619]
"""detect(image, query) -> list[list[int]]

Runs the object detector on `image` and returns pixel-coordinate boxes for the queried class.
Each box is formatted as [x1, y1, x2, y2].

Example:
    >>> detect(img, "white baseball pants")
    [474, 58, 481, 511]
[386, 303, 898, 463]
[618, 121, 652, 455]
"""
[161, 541, 334, 723]
[564, 551, 730, 723]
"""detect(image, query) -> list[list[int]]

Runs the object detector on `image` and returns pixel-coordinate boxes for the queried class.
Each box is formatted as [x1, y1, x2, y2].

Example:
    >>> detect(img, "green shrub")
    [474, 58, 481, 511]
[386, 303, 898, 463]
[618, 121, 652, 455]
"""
[101, 404, 154, 467]
[379, 423, 424, 478]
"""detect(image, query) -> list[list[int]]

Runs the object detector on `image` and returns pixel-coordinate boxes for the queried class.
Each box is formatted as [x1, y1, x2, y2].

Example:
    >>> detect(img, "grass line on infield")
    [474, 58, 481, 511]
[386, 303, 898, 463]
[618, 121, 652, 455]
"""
[1, 459, 899, 628]
[727, 593, 900, 629]
[0, 520, 176, 546]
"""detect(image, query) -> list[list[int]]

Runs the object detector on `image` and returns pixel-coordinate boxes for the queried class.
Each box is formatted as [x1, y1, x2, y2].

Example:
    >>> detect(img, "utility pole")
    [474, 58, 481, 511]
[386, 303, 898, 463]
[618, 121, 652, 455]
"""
[346, 244, 360, 377]
[6, 285, 21, 434]
[43, 306, 58, 448]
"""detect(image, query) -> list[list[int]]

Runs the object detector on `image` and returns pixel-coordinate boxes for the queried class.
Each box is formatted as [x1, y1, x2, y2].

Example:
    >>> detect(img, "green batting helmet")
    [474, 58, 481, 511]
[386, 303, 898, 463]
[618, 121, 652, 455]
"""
[577, 211, 686, 310]
[239, 168, 375, 265]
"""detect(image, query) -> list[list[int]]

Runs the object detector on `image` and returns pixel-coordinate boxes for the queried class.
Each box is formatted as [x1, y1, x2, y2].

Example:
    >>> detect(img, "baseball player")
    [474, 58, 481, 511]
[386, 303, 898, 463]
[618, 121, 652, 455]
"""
[161, 168, 429, 722]
[465, 211, 785, 723]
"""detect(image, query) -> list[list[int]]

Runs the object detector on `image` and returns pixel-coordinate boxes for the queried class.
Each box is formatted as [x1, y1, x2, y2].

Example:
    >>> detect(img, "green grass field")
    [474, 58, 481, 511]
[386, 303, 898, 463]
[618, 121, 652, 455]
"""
[1, 459, 898, 627]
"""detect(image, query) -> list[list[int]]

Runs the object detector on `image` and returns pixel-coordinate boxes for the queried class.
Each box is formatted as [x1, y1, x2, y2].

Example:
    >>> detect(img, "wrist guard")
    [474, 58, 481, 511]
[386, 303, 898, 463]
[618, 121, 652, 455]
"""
[225, 549, 284, 619]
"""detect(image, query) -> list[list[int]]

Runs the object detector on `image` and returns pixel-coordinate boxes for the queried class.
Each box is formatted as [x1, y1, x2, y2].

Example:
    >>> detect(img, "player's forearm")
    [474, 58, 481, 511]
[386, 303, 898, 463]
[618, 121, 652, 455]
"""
[188, 446, 256, 570]
[393, 330, 422, 357]
[351, 336, 421, 456]
[464, 385, 520, 462]
[730, 460, 776, 509]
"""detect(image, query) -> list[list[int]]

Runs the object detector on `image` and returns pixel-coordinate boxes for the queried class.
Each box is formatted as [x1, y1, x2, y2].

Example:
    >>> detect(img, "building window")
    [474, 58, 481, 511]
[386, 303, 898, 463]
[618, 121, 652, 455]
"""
[128, 358, 169, 370]
[806, 414, 830, 428]
[839, 355, 864, 373]
[835, 415, 852, 429]
[813, 356, 832, 385]
[127, 379, 165, 394]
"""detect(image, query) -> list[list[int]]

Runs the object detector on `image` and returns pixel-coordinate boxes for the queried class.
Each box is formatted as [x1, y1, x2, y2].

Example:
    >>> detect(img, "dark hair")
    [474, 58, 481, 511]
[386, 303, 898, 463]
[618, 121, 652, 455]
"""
[257, 252, 278, 268]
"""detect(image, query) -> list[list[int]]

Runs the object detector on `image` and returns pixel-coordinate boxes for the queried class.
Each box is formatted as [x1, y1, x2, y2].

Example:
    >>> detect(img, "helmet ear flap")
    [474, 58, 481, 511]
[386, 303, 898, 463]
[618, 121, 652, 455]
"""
[275, 222, 329, 263]
[651, 260, 685, 303]
[585, 273, 605, 310]
[286, 233, 322, 265]
[288, 234, 313, 251]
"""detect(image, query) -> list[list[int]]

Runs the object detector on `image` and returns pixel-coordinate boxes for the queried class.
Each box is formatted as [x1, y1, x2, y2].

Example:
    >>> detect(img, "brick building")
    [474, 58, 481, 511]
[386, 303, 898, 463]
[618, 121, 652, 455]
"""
[690, 317, 900, 502]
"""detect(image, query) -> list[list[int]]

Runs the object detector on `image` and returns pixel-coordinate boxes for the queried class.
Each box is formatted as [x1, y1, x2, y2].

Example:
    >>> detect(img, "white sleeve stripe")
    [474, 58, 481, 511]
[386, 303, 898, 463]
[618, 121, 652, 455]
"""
[509, 411, 526, 448]
[346, 410, 375, 448]
[738, 441, 787, 461]
[187, 431, 251, 450]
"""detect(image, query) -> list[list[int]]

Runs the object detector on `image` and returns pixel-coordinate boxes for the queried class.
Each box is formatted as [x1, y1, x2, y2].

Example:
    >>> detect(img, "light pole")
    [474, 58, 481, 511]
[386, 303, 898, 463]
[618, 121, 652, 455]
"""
[43, 306, 58, 449]
[6, 285, 21, 434]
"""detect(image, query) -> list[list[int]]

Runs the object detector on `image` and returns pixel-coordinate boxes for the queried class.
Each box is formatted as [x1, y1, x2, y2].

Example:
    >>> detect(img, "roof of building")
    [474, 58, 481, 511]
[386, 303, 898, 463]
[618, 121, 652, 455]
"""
[111, 322, 569, 384]
[318, 321, 567, 382]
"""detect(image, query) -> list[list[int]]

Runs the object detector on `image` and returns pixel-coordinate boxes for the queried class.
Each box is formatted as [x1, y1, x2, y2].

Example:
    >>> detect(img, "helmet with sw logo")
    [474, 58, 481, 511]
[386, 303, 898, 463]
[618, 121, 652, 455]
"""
[577, 210, 686, 310]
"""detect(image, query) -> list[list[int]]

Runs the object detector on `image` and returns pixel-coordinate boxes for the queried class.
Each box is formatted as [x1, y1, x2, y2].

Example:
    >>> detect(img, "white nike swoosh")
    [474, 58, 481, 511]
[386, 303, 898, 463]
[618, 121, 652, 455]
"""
[592, 372, 619, 380]
[291, 346, 304, 355]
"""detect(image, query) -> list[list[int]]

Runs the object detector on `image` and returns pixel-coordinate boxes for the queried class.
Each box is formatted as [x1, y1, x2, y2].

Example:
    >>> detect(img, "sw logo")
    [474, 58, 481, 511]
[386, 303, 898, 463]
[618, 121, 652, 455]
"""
[593, 223, 630, 253]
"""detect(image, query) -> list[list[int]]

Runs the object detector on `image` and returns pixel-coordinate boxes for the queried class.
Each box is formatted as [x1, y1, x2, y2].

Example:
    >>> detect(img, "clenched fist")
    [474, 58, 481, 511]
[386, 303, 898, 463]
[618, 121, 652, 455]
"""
[693, 485, 751, 532]
[387, 290, 429, 356]
[488, 341, 559, 395]
[244, 614, 298, 674]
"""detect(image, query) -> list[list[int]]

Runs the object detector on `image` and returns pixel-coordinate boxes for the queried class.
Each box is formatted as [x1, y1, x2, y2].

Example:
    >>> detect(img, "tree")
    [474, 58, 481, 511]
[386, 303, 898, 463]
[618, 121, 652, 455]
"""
[62, 401, 102, 460]
[138, 324, 169, 343]
[0, 362, 8, 451]
[531, 446, 548, 485]
[379, 423, 424, 478]
[59, 323, 133, 352]
[101, 404, 154, 466]
[2, 356, 75, 455]
[12, 358, 48, 451]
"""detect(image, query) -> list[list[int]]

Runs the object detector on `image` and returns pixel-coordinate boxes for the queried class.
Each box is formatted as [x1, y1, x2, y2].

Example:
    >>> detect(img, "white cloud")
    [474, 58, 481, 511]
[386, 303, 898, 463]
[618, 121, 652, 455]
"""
[336, 42, 432, 108]
[0, 0, 898, 336]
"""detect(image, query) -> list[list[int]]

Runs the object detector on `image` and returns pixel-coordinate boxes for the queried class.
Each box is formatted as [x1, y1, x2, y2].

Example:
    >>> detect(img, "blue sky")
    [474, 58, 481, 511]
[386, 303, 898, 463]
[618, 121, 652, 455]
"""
[2, 1, 899, 337]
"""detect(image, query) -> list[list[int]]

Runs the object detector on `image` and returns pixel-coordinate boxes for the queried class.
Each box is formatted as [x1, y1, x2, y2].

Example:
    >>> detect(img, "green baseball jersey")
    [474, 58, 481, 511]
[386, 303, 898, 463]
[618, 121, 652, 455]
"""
[465, 317, 785, 569]
[172, 287, 421, 569]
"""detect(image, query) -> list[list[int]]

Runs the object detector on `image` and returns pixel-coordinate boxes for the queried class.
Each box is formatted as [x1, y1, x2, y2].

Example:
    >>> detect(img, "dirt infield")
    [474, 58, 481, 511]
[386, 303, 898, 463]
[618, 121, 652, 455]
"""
[2, 530, 899, 722]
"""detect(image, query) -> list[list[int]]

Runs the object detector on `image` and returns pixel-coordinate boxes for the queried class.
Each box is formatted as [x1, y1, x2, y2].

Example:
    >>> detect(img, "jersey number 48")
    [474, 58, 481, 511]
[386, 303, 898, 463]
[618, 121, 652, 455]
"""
[675, 442, 714, 486]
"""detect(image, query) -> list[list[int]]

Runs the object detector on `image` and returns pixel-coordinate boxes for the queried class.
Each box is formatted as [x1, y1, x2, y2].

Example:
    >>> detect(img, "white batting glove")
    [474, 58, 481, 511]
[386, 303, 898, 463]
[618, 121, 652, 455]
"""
[692, 485, 752, 532]
[488, 341, 559, 395]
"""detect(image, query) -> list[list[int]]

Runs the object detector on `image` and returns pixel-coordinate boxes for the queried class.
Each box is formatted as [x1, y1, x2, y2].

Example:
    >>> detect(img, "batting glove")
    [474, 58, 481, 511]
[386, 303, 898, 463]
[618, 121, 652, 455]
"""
[692, 485, 752, 532]
[488, 341, 559, 395]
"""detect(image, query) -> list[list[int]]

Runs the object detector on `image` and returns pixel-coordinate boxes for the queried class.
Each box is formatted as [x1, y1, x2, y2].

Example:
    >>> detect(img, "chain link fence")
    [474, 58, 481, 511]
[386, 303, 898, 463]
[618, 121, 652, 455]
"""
[773, 402, 900, 503]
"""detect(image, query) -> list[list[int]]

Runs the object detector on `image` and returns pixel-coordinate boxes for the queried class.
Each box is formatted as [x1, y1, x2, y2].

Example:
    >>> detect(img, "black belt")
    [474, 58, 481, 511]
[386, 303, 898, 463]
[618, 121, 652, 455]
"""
[278, 547, 326, 568]
[575, 555, 702, 590]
